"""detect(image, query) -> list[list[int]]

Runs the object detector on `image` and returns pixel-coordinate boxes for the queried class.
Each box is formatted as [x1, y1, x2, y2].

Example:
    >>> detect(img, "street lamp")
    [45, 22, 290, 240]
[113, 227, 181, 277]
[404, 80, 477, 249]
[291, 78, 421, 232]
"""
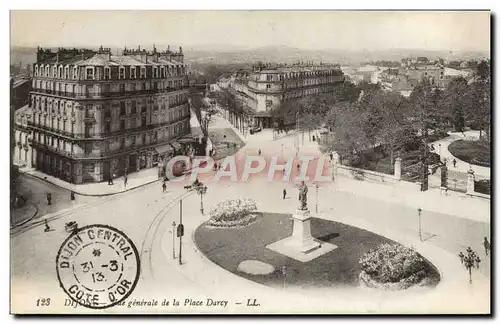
[172, 221, 176, 259]
[315, 182, 319, 214]
[197, 185, 208, 215]
[438, 143, 442, 156]
[417, 207, 422, 241]
[459, 247, 481, 284]
[281, 266, 287, 290]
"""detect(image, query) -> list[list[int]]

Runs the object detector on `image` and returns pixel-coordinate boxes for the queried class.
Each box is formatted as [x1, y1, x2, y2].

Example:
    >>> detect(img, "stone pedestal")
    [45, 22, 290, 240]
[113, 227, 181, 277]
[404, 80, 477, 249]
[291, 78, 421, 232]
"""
[266, 208, 337, 263]
[287, 209, 321, 253]
[394, 157, 402, 180]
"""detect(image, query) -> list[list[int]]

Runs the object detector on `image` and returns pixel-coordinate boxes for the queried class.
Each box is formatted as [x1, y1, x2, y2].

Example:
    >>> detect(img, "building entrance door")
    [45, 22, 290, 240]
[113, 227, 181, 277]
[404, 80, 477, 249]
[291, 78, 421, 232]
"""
[129, 154, 137, 172]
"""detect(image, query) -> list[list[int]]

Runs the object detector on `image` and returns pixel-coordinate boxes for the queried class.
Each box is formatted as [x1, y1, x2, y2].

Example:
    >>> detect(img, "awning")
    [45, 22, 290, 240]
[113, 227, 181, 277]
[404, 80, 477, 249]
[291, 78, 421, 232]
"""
[154, 144, 175, 155]
[177, 137, 197, 144]
[171, 141, 182, 151]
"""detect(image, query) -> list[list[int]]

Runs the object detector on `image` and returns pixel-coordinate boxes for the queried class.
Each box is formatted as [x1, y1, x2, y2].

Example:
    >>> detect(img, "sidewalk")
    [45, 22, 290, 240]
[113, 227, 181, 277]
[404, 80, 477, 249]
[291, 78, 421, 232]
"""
[150, 179, 490, 313]
[430, 130, 490, 179]
[21, 167, 162, 197]
[209, 114, 247, 144]
[10, 203, 38, 229]
[331, 174, 490, 224]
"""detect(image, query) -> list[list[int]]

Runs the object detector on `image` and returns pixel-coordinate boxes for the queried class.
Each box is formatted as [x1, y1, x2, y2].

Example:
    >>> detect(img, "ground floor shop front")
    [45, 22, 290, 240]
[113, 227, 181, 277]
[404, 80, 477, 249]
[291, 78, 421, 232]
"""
[31, 141, 194, 184]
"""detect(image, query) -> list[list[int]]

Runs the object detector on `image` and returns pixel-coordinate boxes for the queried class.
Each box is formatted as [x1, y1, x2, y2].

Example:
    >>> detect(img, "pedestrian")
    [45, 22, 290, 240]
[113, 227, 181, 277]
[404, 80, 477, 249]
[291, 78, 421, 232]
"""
[452, 158, 457, 168]
[312, 135, 316, 142]
[283, 188, 287, 200]
[484, 237, 491, 256]
[162, 181, 167, 193]
[329, 152, 333, 162]
[46, 193, 52, 206]
[474, 256, 481, 269]
[70, 191, 76, 208]
[44, 219, 51, 233]
[124, 175, 128, 188]
[458, 252, 465, 264]
[258, 149, 261, 156]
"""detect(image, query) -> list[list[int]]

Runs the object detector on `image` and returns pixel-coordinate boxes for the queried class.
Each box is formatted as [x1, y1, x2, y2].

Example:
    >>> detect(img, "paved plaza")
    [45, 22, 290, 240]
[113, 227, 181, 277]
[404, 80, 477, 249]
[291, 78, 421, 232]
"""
[10, 115, 491, 314]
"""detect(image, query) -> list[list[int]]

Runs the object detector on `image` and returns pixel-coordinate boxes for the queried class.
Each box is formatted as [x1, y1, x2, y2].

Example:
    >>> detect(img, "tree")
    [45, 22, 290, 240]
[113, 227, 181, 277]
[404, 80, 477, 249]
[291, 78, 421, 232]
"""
[441, 77, 470, 132]
[319, 101, 371, 164]
[468, 59, 491, 141]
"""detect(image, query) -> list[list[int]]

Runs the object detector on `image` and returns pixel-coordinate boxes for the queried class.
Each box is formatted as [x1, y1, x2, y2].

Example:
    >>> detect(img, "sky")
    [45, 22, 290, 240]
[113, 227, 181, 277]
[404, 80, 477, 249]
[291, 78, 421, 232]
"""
[10, 11, 491, 52]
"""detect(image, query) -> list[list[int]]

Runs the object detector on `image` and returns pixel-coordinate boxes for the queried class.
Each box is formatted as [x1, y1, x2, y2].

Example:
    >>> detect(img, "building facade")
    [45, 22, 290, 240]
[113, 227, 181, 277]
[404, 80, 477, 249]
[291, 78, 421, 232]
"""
[229, 63, 345, 128]
[27, 46, 191, 184]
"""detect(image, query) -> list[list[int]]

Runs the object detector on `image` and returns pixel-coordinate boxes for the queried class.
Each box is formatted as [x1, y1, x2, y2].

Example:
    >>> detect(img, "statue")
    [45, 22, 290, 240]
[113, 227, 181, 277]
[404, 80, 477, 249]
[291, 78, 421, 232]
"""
[298, 181, 308, 210]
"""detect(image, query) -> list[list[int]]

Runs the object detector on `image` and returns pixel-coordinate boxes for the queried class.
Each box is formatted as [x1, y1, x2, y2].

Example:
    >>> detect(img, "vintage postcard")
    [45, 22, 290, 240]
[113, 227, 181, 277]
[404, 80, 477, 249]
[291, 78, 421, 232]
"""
[10, 10, 491, 314]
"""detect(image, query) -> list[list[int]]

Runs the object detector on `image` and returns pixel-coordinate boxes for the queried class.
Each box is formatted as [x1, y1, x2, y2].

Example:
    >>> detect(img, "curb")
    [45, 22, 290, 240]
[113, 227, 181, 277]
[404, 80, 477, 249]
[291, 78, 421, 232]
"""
[22, 171, 163, 197]
[10, 203, 39, 229]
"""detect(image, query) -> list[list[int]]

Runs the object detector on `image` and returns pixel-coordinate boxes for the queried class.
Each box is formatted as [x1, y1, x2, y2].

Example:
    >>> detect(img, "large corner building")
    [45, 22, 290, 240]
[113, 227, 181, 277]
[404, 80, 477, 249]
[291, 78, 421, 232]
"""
[17, 45, 192, 184]
[229, 63, 345, 128]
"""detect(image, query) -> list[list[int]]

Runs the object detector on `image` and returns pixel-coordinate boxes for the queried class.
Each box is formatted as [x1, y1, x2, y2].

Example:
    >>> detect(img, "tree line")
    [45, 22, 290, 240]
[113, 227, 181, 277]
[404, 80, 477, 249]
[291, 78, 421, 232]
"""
[272, 59, 490, 166]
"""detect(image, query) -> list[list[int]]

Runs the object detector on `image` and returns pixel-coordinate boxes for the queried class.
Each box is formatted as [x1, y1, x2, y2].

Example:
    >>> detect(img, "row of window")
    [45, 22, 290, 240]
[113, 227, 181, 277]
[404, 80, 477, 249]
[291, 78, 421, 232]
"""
[263, 78, 338, 90]
[31, 105, 189, 135]
[31, 120, 188, 154]
[265, 70, 341, 82]
[33, 79, 187, 96]
[34, 64, 187, 80]
[31, 92, 187, 115]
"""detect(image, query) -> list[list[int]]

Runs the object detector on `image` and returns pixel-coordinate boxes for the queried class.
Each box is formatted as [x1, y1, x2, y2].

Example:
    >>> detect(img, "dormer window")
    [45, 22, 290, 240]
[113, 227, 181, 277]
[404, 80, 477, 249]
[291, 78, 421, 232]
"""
[140, 66, 146, 79]
[130, 66, 137, 79]
[58, 66, 63, 78]
[119, 67, 125, 79]
[104, 67, 111, 80]
[85, 67, 94, 80]
[45, 66, 50, 77]
[160, 66, 165, 78]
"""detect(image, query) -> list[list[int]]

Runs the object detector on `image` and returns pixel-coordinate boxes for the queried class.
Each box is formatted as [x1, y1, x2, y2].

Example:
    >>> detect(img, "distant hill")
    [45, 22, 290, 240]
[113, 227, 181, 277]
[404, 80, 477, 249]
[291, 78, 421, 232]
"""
[10, 45, 489, 67]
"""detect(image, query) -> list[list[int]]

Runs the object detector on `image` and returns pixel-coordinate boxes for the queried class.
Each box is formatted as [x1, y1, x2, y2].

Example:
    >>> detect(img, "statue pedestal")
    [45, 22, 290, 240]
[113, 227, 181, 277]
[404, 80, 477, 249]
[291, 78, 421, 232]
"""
[267, 207, 337, 263]
[286, 209, 321, 253]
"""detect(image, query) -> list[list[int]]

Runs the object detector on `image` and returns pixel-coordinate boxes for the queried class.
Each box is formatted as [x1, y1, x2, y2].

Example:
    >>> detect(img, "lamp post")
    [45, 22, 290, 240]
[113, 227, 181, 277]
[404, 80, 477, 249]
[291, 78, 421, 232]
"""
[197, 185, 208, 215]
[460, 247, 480, 284]
[172, 221, 176, 259]
[315, 182, 319, 214]
[178, 199, 183, 265]
[438, 143, 442, 156]
[282, 266, 286, 290]
[417, 207, 422, 241]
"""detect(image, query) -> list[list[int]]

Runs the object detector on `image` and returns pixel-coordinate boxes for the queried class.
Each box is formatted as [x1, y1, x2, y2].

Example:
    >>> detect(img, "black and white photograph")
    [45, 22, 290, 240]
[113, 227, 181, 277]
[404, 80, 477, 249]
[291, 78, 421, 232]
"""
[9, 9, 491, 314]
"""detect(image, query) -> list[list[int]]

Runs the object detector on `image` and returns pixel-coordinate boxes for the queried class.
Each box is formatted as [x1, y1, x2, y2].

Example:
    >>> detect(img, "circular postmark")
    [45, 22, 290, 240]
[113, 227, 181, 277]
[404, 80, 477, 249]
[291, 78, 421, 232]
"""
[56, 224, 140, 309]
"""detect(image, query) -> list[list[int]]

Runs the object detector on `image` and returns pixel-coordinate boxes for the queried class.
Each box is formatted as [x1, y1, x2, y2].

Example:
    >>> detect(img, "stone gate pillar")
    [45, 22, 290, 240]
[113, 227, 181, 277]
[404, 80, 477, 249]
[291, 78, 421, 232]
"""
[394, 157, 402, 180]
[467, 167, 475, 195]
[331, 152, 340, 179]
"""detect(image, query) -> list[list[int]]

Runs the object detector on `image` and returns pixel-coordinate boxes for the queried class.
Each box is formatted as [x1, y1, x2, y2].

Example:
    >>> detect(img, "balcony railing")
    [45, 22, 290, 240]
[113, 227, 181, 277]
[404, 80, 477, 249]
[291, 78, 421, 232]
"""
[27, 115, 190, 140]
[31, 85, 191, 99]
[30, 133, 189, 160]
